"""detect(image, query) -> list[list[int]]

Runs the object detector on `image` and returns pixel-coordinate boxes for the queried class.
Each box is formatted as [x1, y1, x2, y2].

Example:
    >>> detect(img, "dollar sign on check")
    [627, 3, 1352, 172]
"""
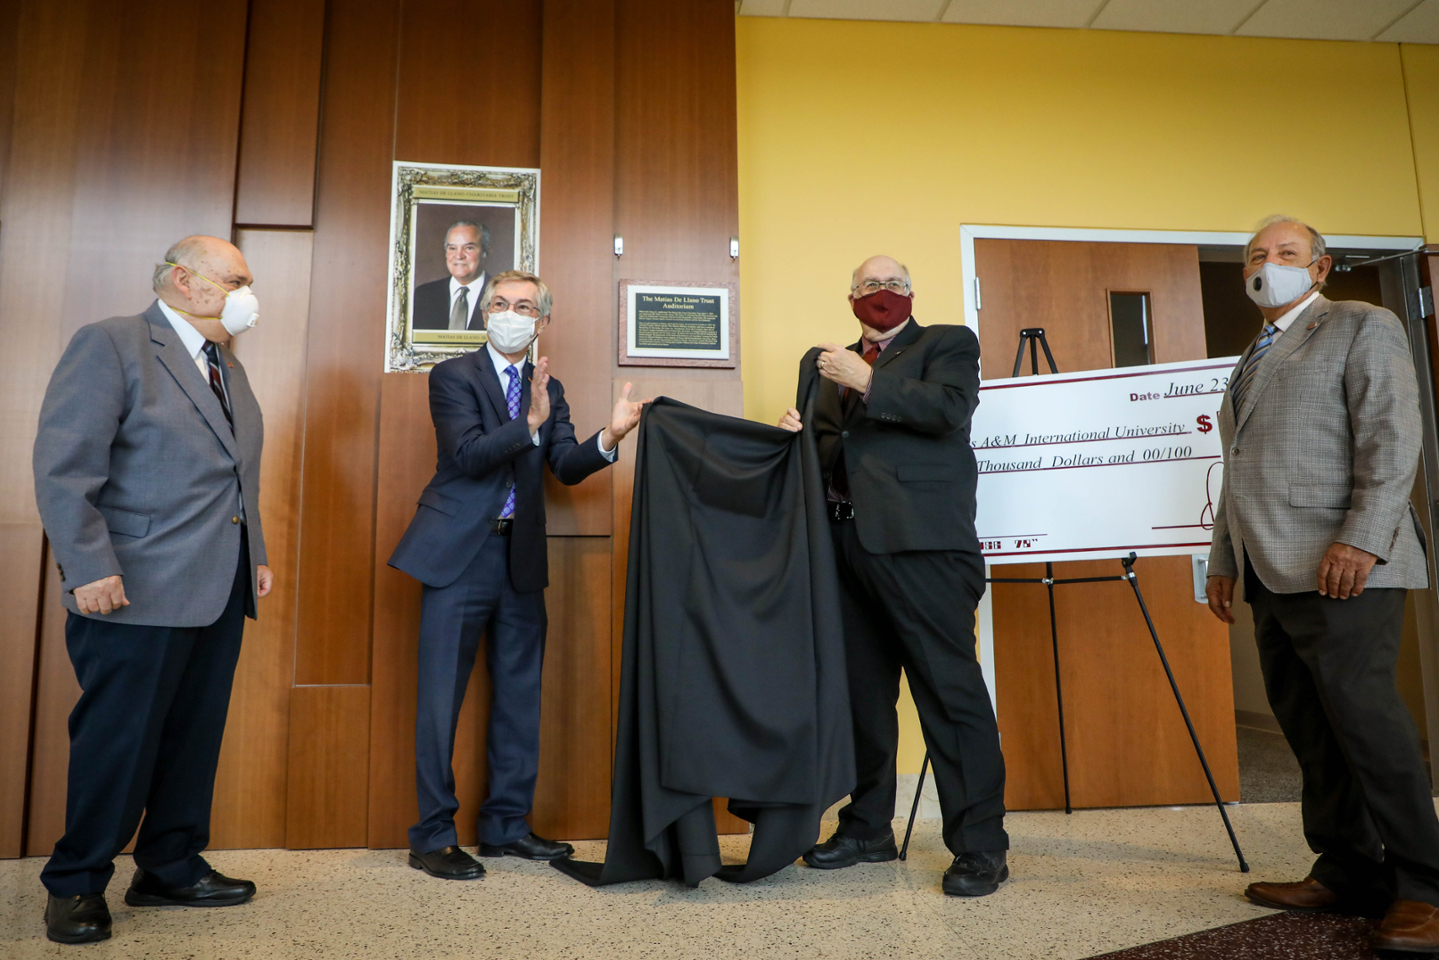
[1196, 414, 1213, 434]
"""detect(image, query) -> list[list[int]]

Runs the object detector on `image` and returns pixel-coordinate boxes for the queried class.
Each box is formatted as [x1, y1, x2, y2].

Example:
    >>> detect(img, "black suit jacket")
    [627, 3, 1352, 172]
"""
[388, 347, 611, 591]
[802, 319, 982, 555]
[412, 276, 486, 331]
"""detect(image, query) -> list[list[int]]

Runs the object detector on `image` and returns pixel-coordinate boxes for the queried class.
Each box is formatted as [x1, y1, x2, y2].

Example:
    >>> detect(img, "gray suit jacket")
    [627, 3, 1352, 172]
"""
[1209, 295, 1427, 594]
[33, 302, 267, 626]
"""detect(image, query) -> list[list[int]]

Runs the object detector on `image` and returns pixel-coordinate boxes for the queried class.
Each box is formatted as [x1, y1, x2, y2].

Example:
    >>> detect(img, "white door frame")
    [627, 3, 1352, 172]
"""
[961, 224, 1425, 708]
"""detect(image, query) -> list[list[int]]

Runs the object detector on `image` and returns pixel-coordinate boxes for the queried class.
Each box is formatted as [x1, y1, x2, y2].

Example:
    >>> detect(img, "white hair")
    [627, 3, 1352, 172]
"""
[152, 236, 211, 293]
[479, 269, 553, 319]
[444, 219, 491, 253]
[1246, 215, 1327, 261]
[850, 258, 912, 291]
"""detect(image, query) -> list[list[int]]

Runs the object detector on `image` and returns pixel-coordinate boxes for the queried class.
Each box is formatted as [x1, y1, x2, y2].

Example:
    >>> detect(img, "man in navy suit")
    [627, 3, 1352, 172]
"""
[390, 269, 646, 879]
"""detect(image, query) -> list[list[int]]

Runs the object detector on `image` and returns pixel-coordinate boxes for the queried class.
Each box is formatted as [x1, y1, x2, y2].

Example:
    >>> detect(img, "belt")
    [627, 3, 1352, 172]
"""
[828, 501, 854, 522]
[490, 518, 513, 535]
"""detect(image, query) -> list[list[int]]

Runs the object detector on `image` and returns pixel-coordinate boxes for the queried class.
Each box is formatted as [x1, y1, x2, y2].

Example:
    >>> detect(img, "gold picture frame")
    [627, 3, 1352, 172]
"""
[384, 161, 540, 371]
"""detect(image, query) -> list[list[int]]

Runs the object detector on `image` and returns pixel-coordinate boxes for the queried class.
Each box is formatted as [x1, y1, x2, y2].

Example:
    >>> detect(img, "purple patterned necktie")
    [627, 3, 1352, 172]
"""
[501, 364, 521, 518]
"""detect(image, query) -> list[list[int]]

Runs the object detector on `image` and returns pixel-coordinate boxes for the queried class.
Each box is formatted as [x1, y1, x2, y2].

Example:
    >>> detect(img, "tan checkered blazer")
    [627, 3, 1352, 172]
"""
[1208, 296, 1429, 594]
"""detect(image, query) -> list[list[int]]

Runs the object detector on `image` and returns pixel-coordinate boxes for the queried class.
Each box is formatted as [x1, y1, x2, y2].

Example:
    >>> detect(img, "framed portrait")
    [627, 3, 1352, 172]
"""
[617, 279, 738, 368]
[384, 161, 540, 371]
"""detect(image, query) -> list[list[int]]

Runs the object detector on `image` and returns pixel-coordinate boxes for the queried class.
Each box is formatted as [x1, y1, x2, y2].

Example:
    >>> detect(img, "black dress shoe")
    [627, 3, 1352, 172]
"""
[125, 868, 256, 907]
[942, 849, 1008, 897]
[802, 830, 899, 869]
[479, 832, 575, 861]
[45, 893, 111, 944]
[408, 845, 486, 880]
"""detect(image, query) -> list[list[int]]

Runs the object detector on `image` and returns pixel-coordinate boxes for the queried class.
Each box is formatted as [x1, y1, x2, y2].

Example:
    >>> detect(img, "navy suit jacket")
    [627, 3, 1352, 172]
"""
[389, 347, 612, 591]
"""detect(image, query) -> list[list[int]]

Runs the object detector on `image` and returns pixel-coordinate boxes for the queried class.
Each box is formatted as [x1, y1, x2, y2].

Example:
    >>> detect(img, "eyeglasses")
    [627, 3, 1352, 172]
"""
[488, 298, 540, 318]
[852, 279, 910, 295]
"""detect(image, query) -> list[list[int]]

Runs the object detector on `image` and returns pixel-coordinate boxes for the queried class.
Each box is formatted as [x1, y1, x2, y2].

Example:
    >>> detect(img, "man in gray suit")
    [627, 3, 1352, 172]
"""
[33, 236, 272, 944]
[1206, 216, 1439, 951]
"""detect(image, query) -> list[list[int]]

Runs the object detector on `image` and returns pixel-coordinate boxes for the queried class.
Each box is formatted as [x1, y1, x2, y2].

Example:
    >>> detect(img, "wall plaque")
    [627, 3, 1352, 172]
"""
[618, 279, 737, 368]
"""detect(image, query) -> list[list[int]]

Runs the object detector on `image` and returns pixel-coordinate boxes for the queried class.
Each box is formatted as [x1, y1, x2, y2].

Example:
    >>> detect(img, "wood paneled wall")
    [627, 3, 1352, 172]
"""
[1, 0, 252, 858]
[0, 0, 744, 856]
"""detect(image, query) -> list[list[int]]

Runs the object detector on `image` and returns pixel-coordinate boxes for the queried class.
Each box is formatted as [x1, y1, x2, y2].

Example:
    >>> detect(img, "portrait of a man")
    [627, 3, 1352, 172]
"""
[411, 220, 492, 331]
[384, 162, 539, 372]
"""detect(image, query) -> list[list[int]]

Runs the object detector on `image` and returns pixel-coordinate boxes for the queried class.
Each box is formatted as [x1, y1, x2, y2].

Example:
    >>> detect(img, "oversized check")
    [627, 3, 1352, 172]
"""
[972, 357, 1240, 564]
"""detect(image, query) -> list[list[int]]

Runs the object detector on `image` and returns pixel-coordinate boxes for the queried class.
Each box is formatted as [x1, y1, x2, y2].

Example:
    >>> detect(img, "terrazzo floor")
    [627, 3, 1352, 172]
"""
[0, 801, 1383, 960]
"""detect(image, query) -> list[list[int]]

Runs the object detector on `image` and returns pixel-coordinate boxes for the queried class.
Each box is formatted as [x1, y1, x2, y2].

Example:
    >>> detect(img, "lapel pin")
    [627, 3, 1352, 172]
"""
[1306, 323, 1318, 330]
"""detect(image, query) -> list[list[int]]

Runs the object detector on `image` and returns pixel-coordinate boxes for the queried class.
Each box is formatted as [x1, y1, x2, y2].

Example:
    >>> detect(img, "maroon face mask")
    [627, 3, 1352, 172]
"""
[850, 289, 912, 332]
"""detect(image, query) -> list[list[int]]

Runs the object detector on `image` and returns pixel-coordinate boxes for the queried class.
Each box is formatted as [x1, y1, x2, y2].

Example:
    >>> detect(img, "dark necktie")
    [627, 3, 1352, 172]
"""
[832, 342, 882, 500]
[203, 341, 233, 432]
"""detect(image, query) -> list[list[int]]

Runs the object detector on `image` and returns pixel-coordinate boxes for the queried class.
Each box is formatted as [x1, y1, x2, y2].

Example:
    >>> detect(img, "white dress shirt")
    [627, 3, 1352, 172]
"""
[484, 342, 617, 460]
[450, 273, 486, 329]
[1272, 291, 1321, 333]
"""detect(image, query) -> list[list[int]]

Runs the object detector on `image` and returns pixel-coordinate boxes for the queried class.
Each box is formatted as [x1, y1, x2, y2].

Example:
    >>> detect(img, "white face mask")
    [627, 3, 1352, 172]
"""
[219, 285, 260, 336]
[486, 310, 538, 355]
[168, 261, 259, 336]
[1244, 260, 1317, 309]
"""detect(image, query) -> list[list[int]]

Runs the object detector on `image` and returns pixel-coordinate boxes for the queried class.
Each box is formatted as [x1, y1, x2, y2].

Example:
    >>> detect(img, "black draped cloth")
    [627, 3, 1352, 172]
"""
[551, 383, 853, 887]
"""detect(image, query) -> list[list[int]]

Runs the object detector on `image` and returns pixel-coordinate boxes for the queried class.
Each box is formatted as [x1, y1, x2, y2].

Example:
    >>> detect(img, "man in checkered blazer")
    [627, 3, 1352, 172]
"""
[1206, 216, 1439, 951]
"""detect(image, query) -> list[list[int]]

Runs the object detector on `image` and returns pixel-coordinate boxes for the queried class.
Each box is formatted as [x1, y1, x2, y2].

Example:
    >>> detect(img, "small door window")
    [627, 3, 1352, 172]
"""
[1109, 291, 1152, 368]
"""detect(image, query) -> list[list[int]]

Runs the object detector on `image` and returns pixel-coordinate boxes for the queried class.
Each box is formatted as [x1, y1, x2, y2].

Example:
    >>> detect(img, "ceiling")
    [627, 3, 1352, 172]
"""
[736, 0, 1439, 44]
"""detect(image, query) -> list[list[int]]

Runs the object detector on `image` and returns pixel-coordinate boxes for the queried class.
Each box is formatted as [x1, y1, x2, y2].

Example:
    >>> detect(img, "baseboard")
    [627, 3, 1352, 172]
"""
[1235, 709, 1282, 734]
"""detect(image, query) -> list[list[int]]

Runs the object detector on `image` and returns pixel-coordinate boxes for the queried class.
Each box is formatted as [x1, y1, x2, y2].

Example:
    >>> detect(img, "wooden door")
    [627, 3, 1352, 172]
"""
[973, 239, 1239, 810]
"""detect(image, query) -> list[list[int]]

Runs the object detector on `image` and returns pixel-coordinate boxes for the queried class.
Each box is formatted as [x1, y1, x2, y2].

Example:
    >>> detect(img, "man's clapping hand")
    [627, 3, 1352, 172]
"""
[527, 356, 552, 433]
[602, 382, 652, 448]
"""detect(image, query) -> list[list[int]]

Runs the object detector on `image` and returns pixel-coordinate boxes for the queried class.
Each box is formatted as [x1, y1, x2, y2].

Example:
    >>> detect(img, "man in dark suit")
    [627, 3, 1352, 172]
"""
[411, 220, 490, 331]
[391, 269, 647, 880]
[778, 254, 1007, 897]
[33, 236, 273, 943]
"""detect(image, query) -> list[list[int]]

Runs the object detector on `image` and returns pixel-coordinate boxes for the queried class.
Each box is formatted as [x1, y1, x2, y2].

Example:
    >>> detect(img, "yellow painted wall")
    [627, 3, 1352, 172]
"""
[735, 18, 1437, 776]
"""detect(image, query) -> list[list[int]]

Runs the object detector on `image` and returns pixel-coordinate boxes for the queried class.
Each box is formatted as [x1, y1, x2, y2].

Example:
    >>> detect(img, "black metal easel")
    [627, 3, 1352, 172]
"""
[897, 329, 1248, 873]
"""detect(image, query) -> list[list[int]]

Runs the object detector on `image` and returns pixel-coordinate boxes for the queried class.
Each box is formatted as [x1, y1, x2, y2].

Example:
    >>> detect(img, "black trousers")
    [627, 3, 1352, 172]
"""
[830, 519, 1007, 854]
[1246, 561, 1439, 905]
[409, 534, 547, 852]
[41, 537, 249, 898]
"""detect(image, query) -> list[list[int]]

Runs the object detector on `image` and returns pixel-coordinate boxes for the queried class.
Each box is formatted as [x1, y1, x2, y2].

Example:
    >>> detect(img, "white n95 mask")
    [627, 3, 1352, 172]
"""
[166, 260, 260, 335]
[1244, 261, 1316, 309]
[219, 286, 260, 336]
[486, 310, 538, 354]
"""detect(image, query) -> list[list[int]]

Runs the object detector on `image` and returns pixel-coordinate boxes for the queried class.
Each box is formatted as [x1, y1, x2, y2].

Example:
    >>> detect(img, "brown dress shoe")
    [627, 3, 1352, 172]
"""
[1374, 900, 1439, 952]
[1244, 876, 1340, 910]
